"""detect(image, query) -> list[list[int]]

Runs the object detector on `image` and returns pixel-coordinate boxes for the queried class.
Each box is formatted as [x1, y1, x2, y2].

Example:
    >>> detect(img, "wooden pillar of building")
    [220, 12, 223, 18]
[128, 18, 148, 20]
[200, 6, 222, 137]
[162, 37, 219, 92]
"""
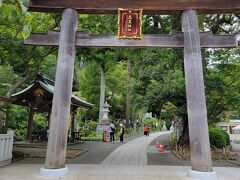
[71, 109, 77, 141]
[45, 8, 78, 169]
[181, 10, 212, 172]
[27, 107, 34, 141]
[46, 110, 51, 130]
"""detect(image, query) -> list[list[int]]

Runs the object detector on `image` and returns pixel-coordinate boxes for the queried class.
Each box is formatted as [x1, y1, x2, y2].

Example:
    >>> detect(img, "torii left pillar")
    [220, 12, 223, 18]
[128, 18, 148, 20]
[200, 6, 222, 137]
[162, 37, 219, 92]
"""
[182, 10, 217, 179]
[40, 8, 78, 177]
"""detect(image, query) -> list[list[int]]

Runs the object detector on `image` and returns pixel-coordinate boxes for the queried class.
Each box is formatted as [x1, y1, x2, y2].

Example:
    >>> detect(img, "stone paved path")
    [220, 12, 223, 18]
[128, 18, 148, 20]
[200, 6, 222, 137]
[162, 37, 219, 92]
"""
[0, 164, 239, 180]
[15, 134, 142, 164]
[101, 131, 170, 165]
[2, 131, 240, 180]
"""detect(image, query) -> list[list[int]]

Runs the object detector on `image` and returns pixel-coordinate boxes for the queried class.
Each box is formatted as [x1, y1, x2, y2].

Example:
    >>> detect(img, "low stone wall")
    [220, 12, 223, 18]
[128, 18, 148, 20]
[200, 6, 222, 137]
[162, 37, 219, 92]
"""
[230, 134, 240, 143]
[231, 143, 240, 152]
[0, 130, 14, 167]
[230, 134, 240, 152]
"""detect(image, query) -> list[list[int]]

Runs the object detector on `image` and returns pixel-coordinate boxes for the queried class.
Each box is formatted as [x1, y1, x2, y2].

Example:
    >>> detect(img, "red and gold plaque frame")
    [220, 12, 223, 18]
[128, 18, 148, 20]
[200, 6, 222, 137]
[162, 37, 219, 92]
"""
[118, 8, 142, 39]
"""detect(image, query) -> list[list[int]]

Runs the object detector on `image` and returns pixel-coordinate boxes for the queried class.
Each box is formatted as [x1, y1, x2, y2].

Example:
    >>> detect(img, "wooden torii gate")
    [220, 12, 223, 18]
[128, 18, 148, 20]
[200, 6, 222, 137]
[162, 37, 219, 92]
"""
[26, 0, 239, 178]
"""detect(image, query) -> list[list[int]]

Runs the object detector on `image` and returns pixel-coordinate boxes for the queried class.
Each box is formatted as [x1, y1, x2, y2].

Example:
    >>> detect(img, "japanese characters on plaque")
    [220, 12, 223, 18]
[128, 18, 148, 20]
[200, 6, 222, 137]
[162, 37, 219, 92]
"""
[118, 8, 142, 39]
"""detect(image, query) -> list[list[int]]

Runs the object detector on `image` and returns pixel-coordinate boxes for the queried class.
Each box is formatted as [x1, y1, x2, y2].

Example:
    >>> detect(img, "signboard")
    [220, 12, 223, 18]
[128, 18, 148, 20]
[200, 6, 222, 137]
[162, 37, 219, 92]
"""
[118, 8, 142, 39]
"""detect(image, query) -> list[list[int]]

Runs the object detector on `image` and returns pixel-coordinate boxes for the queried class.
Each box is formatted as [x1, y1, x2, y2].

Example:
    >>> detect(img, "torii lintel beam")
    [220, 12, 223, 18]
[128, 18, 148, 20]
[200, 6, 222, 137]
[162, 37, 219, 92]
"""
[28, 0, 240, 15]
[24, 31, 237, 48]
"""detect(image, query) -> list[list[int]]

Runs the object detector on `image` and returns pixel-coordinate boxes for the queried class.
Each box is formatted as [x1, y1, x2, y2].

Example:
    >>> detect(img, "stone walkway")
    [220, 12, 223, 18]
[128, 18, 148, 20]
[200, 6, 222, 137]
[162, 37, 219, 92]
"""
[1, 131, 240, 180]
[15, 134, 142, 164]
[0, 164, 239, 180]
[101, 132, 170, 165]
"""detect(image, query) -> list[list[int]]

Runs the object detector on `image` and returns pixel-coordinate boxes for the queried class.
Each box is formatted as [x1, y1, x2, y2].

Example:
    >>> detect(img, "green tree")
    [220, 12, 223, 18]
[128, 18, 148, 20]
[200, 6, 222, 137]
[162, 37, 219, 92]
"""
[0, 10, 58, 97]
[0, 0, 31, 38]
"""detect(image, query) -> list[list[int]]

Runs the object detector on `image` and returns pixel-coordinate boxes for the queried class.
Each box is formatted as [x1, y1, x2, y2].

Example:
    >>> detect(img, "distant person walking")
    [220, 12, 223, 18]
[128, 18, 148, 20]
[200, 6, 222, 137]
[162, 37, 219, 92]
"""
[109, 123, 116, 142]
[119, 123, 125, 143]
[144, 125, 149, 136]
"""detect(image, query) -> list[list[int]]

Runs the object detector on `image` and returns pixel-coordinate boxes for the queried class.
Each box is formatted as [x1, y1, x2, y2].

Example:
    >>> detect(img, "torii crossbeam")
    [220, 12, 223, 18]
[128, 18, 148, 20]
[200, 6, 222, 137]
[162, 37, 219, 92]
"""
[25, 30, 237, 48]
[26, 0, 239, 179]
[29, 0, 240, 14]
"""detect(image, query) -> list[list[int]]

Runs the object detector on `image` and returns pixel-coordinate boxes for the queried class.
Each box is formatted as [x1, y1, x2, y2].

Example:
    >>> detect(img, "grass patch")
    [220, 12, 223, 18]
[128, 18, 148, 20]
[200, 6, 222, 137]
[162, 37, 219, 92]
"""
[81, 136, 102, 141]
[12, 150, 25, 160]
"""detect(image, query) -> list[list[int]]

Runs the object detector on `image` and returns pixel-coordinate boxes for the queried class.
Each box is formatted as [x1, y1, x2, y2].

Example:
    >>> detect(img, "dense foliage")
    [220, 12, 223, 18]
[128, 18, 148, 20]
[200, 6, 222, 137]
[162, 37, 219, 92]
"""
[143, 117, 165, 131]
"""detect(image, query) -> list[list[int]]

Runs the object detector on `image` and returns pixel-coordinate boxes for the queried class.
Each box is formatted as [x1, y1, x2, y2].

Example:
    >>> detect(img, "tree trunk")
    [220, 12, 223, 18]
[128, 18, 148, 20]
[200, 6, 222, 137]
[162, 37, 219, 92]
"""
[125, 59, 131, 127]
[5, 74, 32, 98]
[99, 67, 106, 122]
[0, 104, 6, 133]
[5, 47, 57, 98]
[177, 115, 189, 147]
[27, 107, 34, 141]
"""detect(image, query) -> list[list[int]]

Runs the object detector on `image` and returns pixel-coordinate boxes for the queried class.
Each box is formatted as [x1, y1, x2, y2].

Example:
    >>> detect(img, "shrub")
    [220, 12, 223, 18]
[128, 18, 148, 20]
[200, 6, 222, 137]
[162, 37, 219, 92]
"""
[86, 121, 97, 131]
[81, 121, 97, 137]
[144, 117, 157, 126]
[32, 114, 47, 140]
[209, 128, 230, 148]
[124, 127, 132, 134]
[7, 105, 28, 141]
[144, 117, 160, 130]
[12, 150, 25, 159]
[222, 131, 230, 146]
[168, 133, 177, 147]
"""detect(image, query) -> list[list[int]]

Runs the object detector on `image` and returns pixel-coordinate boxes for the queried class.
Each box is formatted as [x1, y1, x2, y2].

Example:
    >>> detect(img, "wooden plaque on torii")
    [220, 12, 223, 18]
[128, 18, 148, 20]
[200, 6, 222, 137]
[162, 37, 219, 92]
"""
[118, 9, 142, 39]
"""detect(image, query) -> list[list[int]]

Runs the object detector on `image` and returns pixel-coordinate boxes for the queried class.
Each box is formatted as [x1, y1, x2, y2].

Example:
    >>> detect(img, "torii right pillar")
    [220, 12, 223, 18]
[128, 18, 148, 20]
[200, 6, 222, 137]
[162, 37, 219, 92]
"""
[182, 10, 217, 179]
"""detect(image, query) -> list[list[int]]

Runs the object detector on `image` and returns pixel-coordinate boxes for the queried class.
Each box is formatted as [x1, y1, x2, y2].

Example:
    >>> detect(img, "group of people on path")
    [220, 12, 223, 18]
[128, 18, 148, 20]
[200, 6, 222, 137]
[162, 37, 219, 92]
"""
[106, 123, 150, 143]
[107, 123, 125, 143]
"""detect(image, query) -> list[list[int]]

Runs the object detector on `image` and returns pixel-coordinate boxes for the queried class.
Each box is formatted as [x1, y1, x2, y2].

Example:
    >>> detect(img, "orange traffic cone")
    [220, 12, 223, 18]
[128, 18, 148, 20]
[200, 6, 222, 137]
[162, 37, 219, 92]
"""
[103, 130, 107, 142]
[159, 144, 164, 152]
[155, 141, 160, 148]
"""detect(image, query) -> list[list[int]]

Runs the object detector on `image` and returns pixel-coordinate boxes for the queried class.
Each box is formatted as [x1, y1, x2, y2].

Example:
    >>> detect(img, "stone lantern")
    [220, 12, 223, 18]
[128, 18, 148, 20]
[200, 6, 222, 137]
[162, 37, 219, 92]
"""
[96, 102, 111, 136]
[100, 102, 111, 125]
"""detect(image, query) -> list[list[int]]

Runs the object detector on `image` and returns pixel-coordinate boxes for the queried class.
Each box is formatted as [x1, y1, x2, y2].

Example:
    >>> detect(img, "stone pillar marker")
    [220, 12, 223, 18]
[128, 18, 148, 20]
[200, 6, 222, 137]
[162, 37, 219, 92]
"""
[40, 8, 78, 177]
[181, 10, 217, 179]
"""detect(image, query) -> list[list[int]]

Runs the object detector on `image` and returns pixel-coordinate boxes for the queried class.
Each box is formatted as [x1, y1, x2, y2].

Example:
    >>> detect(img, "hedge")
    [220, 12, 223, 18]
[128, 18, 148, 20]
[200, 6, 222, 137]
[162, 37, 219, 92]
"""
[222, 130, 230, 146]
[209, 128, 230, 148]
